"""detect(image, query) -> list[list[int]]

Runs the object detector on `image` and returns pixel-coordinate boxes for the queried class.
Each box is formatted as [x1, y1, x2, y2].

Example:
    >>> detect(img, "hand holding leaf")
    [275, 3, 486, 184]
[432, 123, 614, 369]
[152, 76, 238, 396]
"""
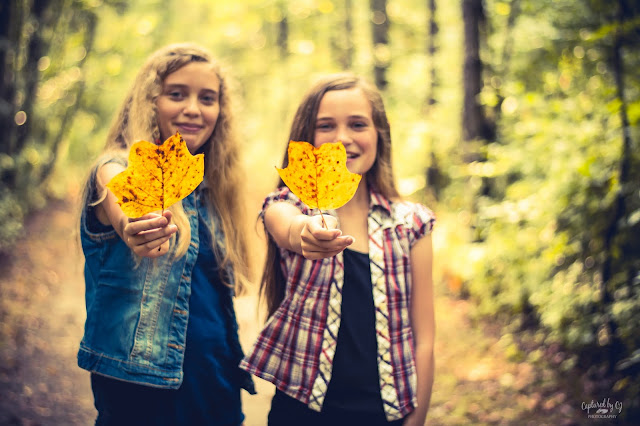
[107, 132, 204, 218]
[276, 141, 361, 228]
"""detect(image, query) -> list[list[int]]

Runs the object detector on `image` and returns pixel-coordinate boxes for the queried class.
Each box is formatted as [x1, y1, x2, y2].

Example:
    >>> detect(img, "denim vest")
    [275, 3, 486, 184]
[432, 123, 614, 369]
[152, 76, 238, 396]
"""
[78, 170, 246, 390]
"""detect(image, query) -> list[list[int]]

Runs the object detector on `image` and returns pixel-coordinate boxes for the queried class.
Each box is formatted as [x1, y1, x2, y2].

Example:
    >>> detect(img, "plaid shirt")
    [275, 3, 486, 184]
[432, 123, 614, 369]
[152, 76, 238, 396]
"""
[240, 187, 435, 421]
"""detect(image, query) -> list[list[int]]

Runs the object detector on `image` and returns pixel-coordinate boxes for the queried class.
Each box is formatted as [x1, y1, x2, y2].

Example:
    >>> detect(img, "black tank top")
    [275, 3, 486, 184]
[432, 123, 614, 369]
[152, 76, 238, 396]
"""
[323, 248, 385, 417]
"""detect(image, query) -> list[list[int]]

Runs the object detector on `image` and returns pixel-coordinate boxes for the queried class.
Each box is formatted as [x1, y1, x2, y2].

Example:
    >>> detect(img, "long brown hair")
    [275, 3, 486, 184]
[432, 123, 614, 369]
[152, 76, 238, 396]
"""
[81, 42, 250, 294]
[261, 73, 399, 317]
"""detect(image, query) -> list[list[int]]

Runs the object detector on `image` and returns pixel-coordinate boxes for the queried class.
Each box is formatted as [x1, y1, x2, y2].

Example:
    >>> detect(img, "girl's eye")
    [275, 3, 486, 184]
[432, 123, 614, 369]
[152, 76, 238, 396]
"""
[168, 91, 184, 100]
[316, 122, 334, 130]
[352, 121, 368, 129]
[201, 95, 217, 104]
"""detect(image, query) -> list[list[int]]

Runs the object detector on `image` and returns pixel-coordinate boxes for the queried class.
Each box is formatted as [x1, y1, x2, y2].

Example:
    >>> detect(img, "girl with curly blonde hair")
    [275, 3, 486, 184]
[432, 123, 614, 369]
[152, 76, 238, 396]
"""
[78, 42, 254, 425]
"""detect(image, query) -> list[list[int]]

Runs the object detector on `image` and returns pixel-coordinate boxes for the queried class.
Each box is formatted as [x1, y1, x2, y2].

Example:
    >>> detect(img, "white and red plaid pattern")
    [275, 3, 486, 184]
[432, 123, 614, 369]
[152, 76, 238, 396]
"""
[240, 187, 435, 421]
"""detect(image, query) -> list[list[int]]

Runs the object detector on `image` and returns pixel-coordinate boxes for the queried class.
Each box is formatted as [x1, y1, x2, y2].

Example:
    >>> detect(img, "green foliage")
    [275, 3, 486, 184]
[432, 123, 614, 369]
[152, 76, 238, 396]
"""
[0, 0, 126, 250]
[457, 0, 640, 417]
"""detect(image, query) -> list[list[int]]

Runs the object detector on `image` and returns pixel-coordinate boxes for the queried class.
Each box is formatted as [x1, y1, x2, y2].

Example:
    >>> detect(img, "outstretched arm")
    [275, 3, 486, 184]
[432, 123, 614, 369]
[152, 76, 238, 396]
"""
[404, 234, 435, 426]
[263, 201, 353, 260]
[95, 162, 177, 258]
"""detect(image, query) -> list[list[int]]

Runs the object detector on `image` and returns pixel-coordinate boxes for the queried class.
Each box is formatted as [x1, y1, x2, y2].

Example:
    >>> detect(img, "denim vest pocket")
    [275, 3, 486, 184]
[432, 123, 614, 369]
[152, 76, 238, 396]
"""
[83, 237, 145, 358]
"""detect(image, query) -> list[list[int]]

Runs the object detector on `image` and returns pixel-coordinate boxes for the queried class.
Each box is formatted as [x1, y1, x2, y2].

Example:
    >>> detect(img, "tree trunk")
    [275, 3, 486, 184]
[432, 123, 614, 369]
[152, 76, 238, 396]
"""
[336, 0, 354, 70]
[424, 0, 444, 201]
[0, 1, 20, 156]
[277, 3, 288, 59]
[462, 0, 493, 145]
[426, 0, 438, 107]
[370, 0, 389, 90]
[15, 0, 52, 158]
[601, 0, 634, 375]
[493, 0, 520, 120]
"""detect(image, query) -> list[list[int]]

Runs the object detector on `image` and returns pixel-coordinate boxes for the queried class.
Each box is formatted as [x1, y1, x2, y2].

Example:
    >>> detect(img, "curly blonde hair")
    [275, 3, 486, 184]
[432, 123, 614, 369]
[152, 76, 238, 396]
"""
[83, 42, 250, 294]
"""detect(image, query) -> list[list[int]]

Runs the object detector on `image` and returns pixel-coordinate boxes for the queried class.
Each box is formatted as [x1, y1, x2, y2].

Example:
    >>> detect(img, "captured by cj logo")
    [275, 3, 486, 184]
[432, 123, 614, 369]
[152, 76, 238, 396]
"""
[581, 398, 623, 419]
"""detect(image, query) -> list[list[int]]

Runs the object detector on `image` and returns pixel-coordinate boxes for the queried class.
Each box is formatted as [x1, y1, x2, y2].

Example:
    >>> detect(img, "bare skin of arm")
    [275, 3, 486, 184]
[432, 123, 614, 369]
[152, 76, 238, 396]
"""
[95, 162, 177, 259]
[403, 234, 435, 426]
[262, 201, 353, 260]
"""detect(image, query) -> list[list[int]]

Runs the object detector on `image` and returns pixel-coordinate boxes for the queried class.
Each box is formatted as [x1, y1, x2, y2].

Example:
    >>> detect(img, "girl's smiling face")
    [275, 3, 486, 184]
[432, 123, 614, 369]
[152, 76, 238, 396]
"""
[156, 62, 220, 153]
[313, 87, 378, 176]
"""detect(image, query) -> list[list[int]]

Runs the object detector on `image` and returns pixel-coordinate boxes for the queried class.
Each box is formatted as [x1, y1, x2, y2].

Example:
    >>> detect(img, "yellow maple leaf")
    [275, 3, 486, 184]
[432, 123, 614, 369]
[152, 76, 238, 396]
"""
[276, 141, 362, 212]
[106, 132, 204, 218]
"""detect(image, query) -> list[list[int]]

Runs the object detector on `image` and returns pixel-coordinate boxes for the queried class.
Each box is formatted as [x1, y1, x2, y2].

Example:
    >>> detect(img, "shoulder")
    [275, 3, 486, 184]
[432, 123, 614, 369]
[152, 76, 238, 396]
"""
[95, 151, 128, 170]
[89, 152, 128, 187]
[392, 200, 435, 225]
[389, 199, 436, 244]
[261, 186, 312, 216]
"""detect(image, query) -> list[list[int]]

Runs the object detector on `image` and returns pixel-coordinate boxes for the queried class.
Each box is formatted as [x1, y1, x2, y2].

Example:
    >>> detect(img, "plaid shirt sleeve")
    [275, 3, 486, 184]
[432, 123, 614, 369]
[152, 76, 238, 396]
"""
[260, 186, 313, 219]
[408, 202, 436, 247]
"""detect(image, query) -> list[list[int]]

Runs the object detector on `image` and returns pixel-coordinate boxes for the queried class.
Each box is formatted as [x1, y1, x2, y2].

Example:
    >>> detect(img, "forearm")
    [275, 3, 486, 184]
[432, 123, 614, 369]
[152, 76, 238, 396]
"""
[286, 214, 309, 254]
[264, 201, 351, 260]
[411, 344, 435, 424]
[407, 236, 435, 425]
[264, 202, 308, 254]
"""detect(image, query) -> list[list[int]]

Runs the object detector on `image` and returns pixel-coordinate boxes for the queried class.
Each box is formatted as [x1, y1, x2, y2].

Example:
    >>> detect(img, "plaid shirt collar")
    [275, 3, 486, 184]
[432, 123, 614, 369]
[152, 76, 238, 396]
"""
[369, 188, 393, 214]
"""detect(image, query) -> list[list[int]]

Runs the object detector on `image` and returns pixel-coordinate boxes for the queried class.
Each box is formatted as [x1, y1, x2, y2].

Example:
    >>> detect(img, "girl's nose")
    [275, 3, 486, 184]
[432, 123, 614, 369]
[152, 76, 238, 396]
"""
[336, 127, 352, 145]
[183, 96, 200, 116]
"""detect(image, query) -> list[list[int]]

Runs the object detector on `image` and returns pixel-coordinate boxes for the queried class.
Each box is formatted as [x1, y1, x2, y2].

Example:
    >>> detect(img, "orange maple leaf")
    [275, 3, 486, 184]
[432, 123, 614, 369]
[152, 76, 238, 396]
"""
[106, 132, 204, 218]
[276, 141, 361, 225]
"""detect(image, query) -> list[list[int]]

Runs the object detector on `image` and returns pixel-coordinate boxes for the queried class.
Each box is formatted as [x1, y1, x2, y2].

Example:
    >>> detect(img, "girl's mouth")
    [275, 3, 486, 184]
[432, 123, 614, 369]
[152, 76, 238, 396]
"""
[176, 123, 202, 133]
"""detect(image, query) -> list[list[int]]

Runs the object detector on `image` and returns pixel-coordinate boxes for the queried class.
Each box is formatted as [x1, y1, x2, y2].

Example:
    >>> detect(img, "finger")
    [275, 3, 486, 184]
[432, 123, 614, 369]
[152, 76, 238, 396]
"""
[301, 234, 353, 250]
[311, 228, 342, 241]
[304, 221, 341, 241]
[128, 211, 163, 222]
[135, 237, 172, 258]
[307, 216, 340, 235]
[301, 236, 353, 258]
[142, 234, 172, 252]
[125, 215, 169, 236]
[130, 224, 178, 246]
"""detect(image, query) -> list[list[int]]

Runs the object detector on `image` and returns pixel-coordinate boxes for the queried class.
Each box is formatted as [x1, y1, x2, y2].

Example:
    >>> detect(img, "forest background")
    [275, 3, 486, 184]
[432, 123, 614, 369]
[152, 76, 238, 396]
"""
[1, 0, 639, 424]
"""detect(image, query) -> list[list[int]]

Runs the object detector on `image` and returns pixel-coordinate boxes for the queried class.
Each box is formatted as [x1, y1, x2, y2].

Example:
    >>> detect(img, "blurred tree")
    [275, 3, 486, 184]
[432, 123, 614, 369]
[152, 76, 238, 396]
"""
[461, 0, 494, 240]
[600, 0, 640, 383]
[461, 0, 640, 417]
[462, 0, 494, 145]
[277, 1, 289, 59]
[0, 0, 121, 250]
[371, 0, 389, 90]
[332, 0, 355, 70]
[489, 0, 520, 122]
[424, 0, 445, 201]
[426, 0, 438, 108]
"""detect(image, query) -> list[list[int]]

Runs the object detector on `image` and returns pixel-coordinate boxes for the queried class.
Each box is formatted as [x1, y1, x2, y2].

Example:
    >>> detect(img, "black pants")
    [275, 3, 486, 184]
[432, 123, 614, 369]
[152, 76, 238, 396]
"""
[91, 374, 176, 426]
[268, 389, 405, 426]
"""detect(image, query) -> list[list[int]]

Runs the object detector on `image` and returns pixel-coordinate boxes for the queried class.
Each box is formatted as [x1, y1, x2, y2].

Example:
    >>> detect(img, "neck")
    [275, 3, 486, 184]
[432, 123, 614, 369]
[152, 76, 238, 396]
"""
[336, 177, 370, 253]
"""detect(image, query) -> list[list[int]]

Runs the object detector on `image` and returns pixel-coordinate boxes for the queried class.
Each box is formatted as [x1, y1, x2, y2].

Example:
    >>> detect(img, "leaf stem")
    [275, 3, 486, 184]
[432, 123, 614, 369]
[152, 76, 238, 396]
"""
[320, 211, 328, 229]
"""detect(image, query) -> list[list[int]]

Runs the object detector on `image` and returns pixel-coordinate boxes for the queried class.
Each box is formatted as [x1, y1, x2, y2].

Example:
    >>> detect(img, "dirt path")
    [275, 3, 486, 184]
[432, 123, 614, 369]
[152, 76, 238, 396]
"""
[0, 198, 589, 425]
